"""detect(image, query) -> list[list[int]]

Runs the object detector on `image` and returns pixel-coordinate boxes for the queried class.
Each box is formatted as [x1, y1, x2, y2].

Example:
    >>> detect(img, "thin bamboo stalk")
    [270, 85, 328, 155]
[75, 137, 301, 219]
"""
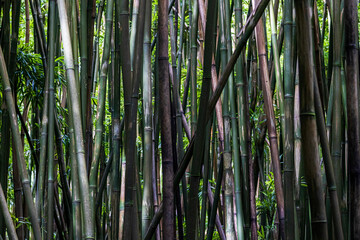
[46, 0, 57, 237]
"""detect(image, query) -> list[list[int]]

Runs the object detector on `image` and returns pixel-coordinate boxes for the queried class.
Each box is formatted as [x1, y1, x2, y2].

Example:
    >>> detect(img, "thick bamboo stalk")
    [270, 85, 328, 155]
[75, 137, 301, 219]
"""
[294, 0, 328, 238]
[330, 0, 343, 219]
[344, 0, 360, 237]
[80, 0, 88, 130]
[283, 0, 295, 238]
[57, 0, 94, 238]
[158, 0, 175, 237]
[142, 0, 154, 235]
[314, 65, 344, 240]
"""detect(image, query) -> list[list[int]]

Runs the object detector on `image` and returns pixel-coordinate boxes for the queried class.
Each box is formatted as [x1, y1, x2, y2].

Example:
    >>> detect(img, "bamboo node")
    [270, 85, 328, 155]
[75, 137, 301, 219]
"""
[300, 112, 315, 117]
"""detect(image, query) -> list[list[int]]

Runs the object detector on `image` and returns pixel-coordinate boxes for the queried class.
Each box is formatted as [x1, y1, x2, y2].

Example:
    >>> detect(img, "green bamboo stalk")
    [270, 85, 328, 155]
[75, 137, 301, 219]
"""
[314, 64, 344, 240]
[130, 0, 139, 65]
[283, 0, 295, 238]
[0, 184, 18, 240]
[234, 0, 249, 237]
[186, 0, 217, 237]
[80, 0, 88, 131]
[69, 120, 82, 240]
[190, 0, 199, 135]
[57, 0, 94, 238]
[118, 0, 136, 235]
[294, 0, 328, 238]
[124, 0, 146, 236]
[46, 0, 57, 237]
[89, 0, 113, 232]
[70, 0, 81, 98]
[0, 46, 41, 239]
[141, 0, 154, 235]
[219, 0, 236, 237]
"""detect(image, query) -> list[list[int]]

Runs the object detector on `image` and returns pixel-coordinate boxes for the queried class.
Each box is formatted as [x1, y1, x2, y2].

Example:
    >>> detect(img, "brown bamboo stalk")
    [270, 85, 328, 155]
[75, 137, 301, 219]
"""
[251, 0, 285, 237]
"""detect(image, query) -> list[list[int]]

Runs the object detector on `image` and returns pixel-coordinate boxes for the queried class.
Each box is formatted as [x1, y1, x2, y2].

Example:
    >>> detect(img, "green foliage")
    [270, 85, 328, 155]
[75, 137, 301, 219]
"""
[257, 172, 277, 239]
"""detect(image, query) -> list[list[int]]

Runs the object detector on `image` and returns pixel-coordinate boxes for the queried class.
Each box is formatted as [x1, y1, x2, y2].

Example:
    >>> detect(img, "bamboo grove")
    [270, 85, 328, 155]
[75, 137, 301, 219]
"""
[0, 0, 359, 239]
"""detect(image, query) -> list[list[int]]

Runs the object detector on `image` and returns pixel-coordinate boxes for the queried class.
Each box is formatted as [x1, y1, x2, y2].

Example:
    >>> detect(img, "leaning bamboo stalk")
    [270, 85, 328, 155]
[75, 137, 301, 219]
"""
[144, 2, 271, 237]
[314, 67, 344, 240]
[0, 184, 18, 240]
[0, 46, 41, 239]
[57, 0, 94, 238]
[252, 0, 285, 237]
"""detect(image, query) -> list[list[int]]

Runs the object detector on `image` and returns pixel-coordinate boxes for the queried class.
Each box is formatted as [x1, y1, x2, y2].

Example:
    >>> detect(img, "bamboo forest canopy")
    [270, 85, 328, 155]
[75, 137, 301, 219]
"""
[0, 0, 360, 239]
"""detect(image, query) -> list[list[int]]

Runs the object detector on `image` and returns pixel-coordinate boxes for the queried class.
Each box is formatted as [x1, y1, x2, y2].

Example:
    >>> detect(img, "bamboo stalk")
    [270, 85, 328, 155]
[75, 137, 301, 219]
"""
[283, 0, 295, 238]
[158, 0, 175, 237]
[0, 184, 18, 240]
[46, 0, 57, 237]
[294, 0, 328, 238]
[142, 0, 154, 235]
[252, 0, 285, 237]
[89, 0, 113, 232]
[0, 46, 41, 239]
[57, 0, 94, 238]
[344, 0, 360, 237]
